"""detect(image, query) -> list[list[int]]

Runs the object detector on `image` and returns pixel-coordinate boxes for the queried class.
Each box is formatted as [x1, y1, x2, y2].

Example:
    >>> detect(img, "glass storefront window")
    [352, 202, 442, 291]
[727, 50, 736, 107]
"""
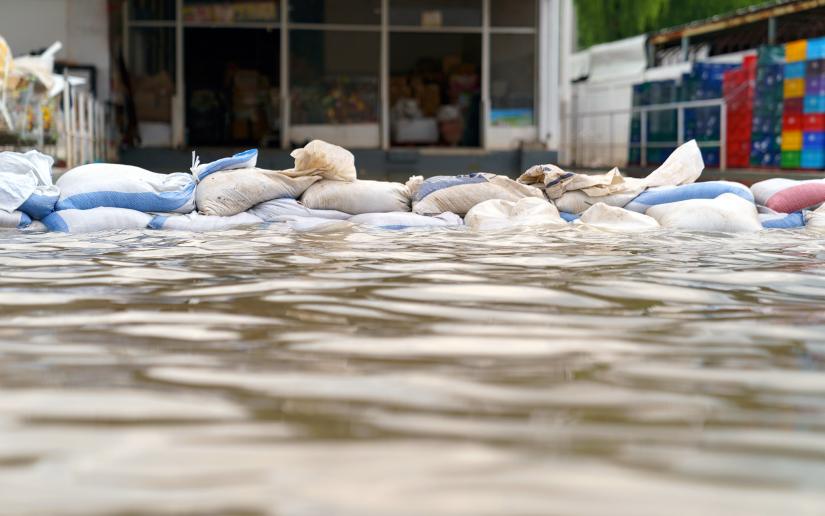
[289, 0, 381, 25]
[128, 28, 176, 124]
[490, 34, 535, 127]
[390, 0, 482, 27]
[390, 33, 482, 146]
[182, 1, 278, 23]
[490, 0, 536, 27]
[184, 28, 281, 145]
[290, 31, 379, 124]
[130, 0, 175, 20]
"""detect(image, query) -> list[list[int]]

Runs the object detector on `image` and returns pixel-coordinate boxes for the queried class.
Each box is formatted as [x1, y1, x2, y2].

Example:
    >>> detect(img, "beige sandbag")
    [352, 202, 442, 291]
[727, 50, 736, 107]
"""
[196, 167, 319, 217]
[645, 193, 761, 233]
[465, 197, 565, 230]
[577, 203, 659, 232]
[410, 175, 545, 216]
[554, 190, 639, 214]
[284, 139, 357, 182]
[300, 179, 411, 214]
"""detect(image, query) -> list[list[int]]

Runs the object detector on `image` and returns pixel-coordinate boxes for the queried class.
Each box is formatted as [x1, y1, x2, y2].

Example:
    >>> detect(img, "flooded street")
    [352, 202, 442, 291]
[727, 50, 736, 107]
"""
[1, 224, 825, 515]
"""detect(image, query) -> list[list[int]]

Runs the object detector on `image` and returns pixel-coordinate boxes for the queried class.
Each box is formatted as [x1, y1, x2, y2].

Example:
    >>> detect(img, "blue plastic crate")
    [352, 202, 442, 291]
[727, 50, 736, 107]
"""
[803, 131, 825, 149]
[702, 147, 721, 167]
[807, 37, 825, 60]
[804, 95, 825, 114]
[785, 62, 806, 79]
[801, 149, 825, 169]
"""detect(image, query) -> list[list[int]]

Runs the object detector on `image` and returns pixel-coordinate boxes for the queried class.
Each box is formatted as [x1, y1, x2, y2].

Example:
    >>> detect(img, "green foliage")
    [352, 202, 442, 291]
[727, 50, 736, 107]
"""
[575, 0, 760, 48]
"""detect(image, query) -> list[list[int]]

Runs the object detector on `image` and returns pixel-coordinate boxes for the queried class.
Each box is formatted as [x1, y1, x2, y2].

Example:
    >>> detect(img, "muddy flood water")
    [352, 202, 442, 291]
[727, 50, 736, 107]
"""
[1, 224, 825, 515]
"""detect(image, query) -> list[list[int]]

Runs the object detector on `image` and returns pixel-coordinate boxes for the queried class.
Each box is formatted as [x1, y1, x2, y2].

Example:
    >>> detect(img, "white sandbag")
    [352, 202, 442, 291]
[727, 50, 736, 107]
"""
[148, 212, 263, 232]
[301, 179, 410, 214]
[190, 148, 258, 182]
[645, 193, 761, 233]
[465, 197, 565, 230]
[348, 211, 462, 229]
[624, 181, 753, 213]
[285, 140, 356, 182]
[21, 221, 47, 232]
[247, 198, 351, 221]
[409, 174, 545, 216]
[805, 205, 825, 232]
[56, 163, 195, 213]
[0, 150, 59, 219]
[42, 207, 153, 233]
[554, 190, 639, 214]
[576, 203, 660, 232]
[0, 210, 31, 229]
[275, 215, 353, 233]
[195, 167, 319, 216]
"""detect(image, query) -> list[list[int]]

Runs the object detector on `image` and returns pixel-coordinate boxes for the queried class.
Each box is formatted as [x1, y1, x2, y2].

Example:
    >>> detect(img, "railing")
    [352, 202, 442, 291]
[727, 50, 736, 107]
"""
[60, 73, 111, 168]
[561, 98, 728, 171]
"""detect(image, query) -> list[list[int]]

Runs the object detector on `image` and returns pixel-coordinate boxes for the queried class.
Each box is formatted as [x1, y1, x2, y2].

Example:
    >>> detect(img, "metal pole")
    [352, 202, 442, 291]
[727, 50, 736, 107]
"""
[608, 112, 613, 164]
[640, 109, 648, 168]
[720, 101, 727, 171]
[280, 0, 289, 149]
[63, 74, 72, 169]
[380, 0, 389, 150]
[677, 106, 684, 146]
[481, 0, 490, 150]
[175, 0, 185, 147]
[768, 17, 777, 45]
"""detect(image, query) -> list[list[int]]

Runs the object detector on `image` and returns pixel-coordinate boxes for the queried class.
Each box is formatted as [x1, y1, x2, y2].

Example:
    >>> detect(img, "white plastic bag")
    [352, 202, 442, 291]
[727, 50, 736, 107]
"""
[247, 198, 351, 221]
[348, 211, 462, 229]
[465, 197, 565, 230]
[56, 163, 195, 213]
[285, 140, 357, 182]
[195, 167, 319, 216]
[645, 193, 761, 233]
[576, 203, 660, 232]
[0, 150, 58, 219]
[149, 212, 263, 231]
[301, 179, 410, 214]
[409, 174, 545, 216]
[43, 207, 153, 233]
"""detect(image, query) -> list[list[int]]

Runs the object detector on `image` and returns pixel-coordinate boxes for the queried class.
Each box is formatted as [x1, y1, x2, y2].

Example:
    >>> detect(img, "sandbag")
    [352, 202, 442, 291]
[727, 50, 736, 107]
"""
[624, 181, 753, 213]
[0, 150, 59, 219]
[750, 178, 825, 213]
[645, 193, 762, 233]
[0, 210, 31, 229]
[190, 148, 258, 182]
[348, 211, 462, 229]
[759, 211, 806, 229]
[554, 190, 638, 214]
[43, 207, 153, 233]
[247, 198, 351, 221]
[195, 167, 319, 216]
[149, 212, 263, 232]
[465, 197, 565, 230]
[56, 164, 195, 213]
[285, 139, 356, 182]
[409, 173, 544, 216]
[301, 179, 410, 214]
[576, 203, 660, 232]
[518, 140, 704, 200]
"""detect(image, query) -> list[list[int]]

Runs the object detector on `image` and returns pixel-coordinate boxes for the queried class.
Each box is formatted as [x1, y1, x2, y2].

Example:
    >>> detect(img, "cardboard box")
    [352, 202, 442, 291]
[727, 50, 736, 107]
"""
[133, 72, 173, 122]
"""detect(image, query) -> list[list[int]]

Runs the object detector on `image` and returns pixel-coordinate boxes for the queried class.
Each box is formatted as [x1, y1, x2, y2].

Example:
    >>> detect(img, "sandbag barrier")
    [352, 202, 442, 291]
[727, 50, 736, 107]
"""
[3, 139, 825, 234]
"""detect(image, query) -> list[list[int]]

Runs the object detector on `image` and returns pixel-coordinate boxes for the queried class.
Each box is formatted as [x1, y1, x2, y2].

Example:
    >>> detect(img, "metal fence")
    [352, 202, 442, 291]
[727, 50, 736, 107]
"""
[561, 98, 728, 171]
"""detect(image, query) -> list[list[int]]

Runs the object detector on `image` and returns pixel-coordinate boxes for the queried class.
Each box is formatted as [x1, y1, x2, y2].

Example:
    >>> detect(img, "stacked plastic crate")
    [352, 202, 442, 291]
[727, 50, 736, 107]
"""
[751, 46, 785, 168]
[682, 62, 739, 167]
[627, 80, 679, 165]
[723, 55, 757, 168]
[781, 40, 807, 168]
[802, 37, 825, 169]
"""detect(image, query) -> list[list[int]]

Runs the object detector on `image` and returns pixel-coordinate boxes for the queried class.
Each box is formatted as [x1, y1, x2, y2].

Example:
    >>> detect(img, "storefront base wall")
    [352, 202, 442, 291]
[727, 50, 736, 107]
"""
[120, 147, 558, 180]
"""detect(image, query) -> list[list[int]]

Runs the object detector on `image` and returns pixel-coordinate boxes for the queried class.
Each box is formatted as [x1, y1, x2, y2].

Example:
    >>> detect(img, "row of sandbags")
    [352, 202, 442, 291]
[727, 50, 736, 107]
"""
[3, 138, 825, 234]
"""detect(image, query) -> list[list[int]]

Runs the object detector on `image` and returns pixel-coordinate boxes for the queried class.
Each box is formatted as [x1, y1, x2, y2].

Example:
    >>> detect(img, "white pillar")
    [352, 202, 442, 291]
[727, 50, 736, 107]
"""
[539, 0, 561, 152]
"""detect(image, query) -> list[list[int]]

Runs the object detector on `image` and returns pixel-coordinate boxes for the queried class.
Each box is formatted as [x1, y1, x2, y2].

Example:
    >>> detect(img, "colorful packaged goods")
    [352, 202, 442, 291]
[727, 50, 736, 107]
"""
[803, 49, 825, 169]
